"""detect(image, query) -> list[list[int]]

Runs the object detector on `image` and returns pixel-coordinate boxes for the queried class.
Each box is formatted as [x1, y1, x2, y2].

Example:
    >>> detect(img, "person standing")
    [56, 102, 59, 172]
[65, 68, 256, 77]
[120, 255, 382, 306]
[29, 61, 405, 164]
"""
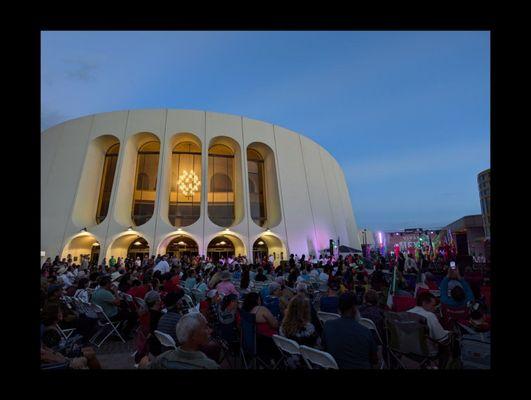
[154, 255, 170, 275]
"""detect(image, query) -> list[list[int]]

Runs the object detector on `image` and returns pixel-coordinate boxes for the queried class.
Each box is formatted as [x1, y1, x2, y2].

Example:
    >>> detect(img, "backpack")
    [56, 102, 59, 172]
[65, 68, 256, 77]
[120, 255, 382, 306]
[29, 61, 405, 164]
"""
[460, 331, 490, 369]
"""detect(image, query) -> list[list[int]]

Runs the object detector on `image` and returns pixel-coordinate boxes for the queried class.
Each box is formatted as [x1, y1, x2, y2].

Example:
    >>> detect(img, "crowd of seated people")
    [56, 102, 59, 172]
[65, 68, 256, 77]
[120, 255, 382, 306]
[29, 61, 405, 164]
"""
[40, 249, 490, 370]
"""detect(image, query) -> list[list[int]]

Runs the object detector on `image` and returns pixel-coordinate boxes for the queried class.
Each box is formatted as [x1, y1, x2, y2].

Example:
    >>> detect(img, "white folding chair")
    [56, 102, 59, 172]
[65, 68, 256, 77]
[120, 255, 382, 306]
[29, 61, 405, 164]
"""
[272, 335, 302, 369]
[72, 297, 98, 319]
[359, 317, 386, 369]
[299, 345, 339, 369]
[89, 303, 125, 347]
[154, 330, 177, 350]
[56, 324, 75, 340]
[182, 294, 196, 309]
[317, 311, 341, 327]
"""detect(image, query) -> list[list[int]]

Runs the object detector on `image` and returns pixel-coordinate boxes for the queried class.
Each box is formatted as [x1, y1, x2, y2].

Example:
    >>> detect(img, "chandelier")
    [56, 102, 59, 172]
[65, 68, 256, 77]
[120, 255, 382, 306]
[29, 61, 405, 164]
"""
[178, 170, 201, 197]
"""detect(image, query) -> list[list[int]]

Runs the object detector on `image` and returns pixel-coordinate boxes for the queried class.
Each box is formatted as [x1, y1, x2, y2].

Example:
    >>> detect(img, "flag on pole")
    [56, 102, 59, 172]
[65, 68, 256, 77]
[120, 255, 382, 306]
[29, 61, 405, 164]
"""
[386, 266, 397, 309]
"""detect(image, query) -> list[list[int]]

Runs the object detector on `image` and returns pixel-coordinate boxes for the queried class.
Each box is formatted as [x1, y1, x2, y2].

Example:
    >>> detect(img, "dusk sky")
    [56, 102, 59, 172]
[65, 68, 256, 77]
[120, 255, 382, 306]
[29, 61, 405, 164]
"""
[41, 31, 490, 232]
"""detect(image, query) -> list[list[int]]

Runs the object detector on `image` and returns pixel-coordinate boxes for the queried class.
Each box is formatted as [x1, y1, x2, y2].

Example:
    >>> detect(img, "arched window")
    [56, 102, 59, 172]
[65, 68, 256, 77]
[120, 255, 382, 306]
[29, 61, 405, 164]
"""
[211, 173, 232, 192]
[169, 141, 202, 227]
[136, 173, 150, 190]
[247, 148, 267, 227]
[131, 141, 160, 226]
[208, 144, 235, 227]
[95, 143, 119, 224]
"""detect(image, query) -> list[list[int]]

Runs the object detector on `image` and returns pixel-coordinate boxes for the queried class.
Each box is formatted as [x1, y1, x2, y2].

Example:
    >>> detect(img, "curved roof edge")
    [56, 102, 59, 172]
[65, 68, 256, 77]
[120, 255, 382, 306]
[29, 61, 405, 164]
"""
[41, 108, 342, 167]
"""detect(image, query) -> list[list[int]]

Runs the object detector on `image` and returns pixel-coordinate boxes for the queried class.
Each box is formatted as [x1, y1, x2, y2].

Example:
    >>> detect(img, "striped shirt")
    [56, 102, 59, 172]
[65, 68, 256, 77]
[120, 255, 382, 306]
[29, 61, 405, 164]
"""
[156, 310, 182, 341]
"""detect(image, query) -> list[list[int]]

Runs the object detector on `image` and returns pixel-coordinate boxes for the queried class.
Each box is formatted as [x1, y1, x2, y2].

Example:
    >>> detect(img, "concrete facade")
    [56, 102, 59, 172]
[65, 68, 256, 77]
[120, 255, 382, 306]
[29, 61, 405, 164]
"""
[477, 168, 490, 239]
[41, 109, 361, 265]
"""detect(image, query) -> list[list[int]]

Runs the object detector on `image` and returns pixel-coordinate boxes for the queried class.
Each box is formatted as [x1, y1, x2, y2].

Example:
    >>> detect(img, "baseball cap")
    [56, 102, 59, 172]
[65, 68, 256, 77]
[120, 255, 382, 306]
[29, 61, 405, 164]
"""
[144, 290, 161, 305]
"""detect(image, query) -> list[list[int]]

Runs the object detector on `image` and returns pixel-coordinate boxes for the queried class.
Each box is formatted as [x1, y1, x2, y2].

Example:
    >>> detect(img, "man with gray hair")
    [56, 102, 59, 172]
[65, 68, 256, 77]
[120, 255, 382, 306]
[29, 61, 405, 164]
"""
[140, 312, 220, 369]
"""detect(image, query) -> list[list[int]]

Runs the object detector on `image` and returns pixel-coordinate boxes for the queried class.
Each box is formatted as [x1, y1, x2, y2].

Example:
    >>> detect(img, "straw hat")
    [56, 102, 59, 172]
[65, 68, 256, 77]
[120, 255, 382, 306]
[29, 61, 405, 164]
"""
[110, 271, 122, 282]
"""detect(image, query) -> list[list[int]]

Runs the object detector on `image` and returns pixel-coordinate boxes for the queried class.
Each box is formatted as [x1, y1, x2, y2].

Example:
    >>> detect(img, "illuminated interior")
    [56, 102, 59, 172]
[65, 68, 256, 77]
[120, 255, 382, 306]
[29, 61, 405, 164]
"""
[169, 141, 202, 227]
[131, 141, 160, 226]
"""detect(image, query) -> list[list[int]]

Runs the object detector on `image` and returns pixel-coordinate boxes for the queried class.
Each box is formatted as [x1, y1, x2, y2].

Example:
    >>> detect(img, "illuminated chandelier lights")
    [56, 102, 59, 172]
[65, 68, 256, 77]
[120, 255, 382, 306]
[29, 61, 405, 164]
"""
[177, 170, 201, 197]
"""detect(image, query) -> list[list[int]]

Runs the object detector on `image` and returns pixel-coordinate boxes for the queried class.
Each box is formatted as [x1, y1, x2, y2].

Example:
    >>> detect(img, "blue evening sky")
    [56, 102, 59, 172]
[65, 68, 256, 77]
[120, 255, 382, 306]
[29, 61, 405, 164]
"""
[41, 31, 490, 232]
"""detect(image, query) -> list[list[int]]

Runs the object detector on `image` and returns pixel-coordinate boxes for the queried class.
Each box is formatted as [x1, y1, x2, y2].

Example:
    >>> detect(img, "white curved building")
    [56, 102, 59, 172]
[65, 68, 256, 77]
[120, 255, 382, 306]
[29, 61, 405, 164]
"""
[41, 109, 361, 266]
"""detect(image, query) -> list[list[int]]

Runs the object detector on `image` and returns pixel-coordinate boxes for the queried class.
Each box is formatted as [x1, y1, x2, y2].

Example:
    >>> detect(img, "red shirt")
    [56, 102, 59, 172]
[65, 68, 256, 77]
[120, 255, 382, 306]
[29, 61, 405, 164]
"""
[128, 285, 150, 299]
[171, 275, 181, 287]
[164, 279, 178, 294]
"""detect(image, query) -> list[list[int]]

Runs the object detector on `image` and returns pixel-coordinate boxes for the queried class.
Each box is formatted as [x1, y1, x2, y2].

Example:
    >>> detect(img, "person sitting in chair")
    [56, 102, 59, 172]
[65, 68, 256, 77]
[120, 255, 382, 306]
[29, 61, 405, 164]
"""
[319, 280, 340, 314]
[140, 312, 220, 369]
[407, 291, 451, 368]
[322, 292, 378, 369]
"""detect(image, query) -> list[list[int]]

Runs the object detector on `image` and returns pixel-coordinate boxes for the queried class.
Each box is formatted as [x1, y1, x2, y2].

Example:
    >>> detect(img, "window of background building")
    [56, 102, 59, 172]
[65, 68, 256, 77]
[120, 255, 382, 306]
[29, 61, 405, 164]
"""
[247, 148, 267, 227]
[208, 144, 235, 227]
[96, 143, 119, 224]
[169, 141, 201, 227]
[131, 141, 160, 226]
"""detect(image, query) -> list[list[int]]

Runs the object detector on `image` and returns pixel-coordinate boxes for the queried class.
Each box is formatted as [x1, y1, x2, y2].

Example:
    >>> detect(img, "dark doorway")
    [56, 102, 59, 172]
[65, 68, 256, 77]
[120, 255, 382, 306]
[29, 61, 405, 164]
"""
[166, 236, 199, 258]
[252, 238, 268, 263]
[127, 237, 150, 259]
[207, 236, 235, 263]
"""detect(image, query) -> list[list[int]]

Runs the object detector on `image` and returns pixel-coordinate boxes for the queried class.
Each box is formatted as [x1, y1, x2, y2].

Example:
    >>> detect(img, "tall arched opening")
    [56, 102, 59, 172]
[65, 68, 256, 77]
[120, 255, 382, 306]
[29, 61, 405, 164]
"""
[252, 238, 269, 263]
[62, 232, 100, 264]
[166, 236, 199, 258]
[207, 235, 235, 262]
[127, 237, 150, 259]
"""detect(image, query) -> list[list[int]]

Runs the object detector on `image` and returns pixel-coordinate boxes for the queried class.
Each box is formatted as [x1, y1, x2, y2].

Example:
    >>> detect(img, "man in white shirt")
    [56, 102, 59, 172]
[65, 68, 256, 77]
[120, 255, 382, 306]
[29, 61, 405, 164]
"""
[154, 255, 170, 274]
[407, 291, 450, 362]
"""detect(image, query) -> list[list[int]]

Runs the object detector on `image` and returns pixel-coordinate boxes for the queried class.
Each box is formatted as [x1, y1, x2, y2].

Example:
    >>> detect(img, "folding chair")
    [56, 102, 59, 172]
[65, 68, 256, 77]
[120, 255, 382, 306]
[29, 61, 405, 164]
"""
[317, 311, 341, 329]
[440, 304, 469, 331]
[71, 297, 98, 319]
[299, 345, 339, 369]
[41, 361, 71, 370]
[272, 335, 303, 369]
[89, 303, 126, 348]
[383, 311, 439, 369]
[263, 296, 282, 321]
[182, 294, 196, 309]
[239, 311, 270, 369]
[358, 318, 386, 369]
[154, 330, 177, 350]
[55, 324, 75, 341]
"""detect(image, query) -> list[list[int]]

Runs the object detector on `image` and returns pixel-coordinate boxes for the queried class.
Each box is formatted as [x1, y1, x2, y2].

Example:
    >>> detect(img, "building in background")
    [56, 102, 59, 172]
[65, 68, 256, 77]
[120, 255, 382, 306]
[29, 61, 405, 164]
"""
[445, 215, 485, 258]
[477, 169, 491, 239]
[41, 109, 361, 266]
